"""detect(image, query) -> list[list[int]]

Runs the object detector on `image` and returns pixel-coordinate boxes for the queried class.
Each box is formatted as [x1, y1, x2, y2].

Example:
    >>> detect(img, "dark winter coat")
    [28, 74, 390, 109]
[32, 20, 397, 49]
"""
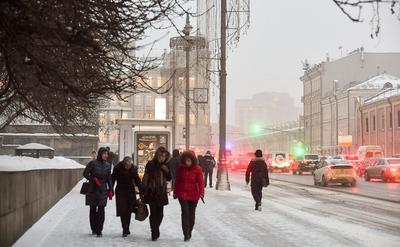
[168, 156, 180, 182]
[112, 161, 142, 216]
[203, 154, 215, 172]
[83, 149, 113, 207]
[174, 163, 204, 201]
[245, 157, 270, 188]
[142, 148, 172, 206]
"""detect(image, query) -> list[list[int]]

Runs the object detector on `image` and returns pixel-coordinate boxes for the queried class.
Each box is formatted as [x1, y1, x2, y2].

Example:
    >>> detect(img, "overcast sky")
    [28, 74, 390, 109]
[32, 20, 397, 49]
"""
[142, 0, 400, 125]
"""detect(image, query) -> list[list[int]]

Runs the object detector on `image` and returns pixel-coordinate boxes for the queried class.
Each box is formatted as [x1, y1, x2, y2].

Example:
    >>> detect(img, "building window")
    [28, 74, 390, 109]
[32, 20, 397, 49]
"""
[190, 114, 195, 125]
[157, 77, 162, 87]
[147, 76, 153, 86]
[381, 115, 385, 130]
[178, 114, 184, 124]
[134, 95, 142, 106]
[398, 111, 400, 127]
[372, 116, 376, 131]
[190, 77, 195, 88]
[389, 111, 392, 128]
[145, 95, 152, 106]
[366, 117, 369, 133]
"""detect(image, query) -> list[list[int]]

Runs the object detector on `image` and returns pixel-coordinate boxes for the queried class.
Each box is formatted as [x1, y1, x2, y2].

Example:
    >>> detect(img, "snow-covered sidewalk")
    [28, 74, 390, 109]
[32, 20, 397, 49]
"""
[14, 174, 400, 247]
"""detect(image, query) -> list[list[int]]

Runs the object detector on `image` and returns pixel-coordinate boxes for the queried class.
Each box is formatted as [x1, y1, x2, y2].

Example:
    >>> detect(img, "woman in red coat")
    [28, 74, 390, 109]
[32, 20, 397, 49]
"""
[174, 151, 204, 242]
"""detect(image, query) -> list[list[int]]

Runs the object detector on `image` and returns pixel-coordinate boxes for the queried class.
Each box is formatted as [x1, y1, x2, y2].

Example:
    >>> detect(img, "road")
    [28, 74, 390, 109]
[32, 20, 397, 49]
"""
[266, 171, 400, 203]
[16, 173, 400, 247]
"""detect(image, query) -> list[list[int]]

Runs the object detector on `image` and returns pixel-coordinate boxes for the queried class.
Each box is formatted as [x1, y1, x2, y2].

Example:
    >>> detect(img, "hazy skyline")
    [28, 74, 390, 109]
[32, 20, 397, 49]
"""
[141, 1, 400, 125]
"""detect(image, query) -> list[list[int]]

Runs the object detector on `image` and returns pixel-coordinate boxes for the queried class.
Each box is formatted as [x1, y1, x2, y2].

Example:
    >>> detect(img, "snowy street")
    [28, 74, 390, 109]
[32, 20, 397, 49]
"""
[15, 172, 400, 247]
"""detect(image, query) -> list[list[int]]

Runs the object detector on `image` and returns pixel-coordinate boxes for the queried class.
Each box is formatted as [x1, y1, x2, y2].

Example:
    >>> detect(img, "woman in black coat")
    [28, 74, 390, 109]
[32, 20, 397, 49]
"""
[142, 146, 172, 241]
[112, 156, 142, 237]
[83, 147, 113, 237]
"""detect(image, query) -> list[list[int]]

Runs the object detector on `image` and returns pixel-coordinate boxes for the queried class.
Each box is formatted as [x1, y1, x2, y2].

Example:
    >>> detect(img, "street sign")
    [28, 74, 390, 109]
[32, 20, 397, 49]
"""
[170, 36, 207, 50]
[338, 135, 352, 147]
[193, 88, 208, 103]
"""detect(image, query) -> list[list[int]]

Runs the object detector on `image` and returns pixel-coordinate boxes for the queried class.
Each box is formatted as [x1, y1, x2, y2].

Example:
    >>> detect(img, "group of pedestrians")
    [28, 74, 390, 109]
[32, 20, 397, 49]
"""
[82, 146, 205, 242]
[83, 146, 268, 241]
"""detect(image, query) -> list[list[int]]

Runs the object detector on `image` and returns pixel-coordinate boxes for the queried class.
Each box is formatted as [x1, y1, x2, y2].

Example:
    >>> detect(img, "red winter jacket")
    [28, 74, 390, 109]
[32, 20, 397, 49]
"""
[174, 164, 204, 201]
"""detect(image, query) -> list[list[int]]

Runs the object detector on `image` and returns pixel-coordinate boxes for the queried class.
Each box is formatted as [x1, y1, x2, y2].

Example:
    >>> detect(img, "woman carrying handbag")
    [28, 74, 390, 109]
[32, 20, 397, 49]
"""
[112, 156, 142, 237]
[83, 147, 113, 237]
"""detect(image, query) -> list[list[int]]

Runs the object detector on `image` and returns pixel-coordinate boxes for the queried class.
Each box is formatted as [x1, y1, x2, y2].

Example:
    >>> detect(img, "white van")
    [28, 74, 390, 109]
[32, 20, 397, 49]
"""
[357, 145, 384, 161]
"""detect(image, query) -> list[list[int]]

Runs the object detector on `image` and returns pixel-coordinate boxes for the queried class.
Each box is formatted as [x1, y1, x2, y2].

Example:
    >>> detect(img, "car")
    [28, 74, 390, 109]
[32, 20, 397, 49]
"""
[229, 157, 249, 171]
[364, 158, 400, 182]
[313, 159, 357, 187]
[333, 155, 363, 176]
[292, 154, 319, 175]
[269, 152, 291, 173]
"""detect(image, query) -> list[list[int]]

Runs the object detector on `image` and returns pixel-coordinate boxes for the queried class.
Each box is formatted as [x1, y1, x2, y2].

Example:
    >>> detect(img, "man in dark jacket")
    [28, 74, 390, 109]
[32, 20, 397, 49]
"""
[83, 147, 113, 237]
[142, 146, 172, 241]
[112, 156, 142, 237]
[203, 151, 216, 188]
[168, 149, 180, 189]
[245, 149, 269, 211]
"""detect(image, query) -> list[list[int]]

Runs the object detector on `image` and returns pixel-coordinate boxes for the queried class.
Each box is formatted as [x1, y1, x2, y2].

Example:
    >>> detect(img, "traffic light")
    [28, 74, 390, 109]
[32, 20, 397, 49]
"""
[250, 123, 263, 136]
[183, 127, 186, 138]
[292, 141, 305, 158]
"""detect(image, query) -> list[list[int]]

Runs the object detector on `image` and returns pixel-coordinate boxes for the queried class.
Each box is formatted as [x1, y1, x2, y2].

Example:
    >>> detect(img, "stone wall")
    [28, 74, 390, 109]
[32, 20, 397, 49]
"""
[0, 168, 84, 247]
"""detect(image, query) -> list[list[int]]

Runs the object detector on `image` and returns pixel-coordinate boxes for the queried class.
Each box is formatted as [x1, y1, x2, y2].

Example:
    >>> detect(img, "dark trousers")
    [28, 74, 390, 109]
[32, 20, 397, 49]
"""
[251, 185, 262, 207]
[89, 206, 105, 234]
[120, 213, 131, 234]
[149, 204, 164, 237]
[204, 169, 213, 187]
[179, 199, 198, 238]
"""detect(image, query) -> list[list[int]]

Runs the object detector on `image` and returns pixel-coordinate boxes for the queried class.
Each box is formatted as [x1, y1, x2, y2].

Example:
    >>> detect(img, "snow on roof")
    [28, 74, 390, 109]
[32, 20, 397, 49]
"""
[16, 143, 54, 150]
[348, 73, 400, 91]
[364, 88, 400, 104]
[0, 156, 84, 172]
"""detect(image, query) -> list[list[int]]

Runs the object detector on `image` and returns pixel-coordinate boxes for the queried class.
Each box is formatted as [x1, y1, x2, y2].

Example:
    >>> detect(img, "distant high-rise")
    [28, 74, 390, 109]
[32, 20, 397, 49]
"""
[235, 92, 301, 135]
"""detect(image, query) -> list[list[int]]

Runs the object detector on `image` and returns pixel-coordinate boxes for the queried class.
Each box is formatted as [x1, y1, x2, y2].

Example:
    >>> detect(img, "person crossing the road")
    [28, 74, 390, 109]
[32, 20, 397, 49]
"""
[245, 149, 269, 211]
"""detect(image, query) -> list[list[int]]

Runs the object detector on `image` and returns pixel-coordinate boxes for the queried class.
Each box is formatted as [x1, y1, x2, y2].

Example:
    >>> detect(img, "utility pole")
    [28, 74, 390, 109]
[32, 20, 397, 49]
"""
[216, 0, 231, 191]
[183, 14, 192, 150]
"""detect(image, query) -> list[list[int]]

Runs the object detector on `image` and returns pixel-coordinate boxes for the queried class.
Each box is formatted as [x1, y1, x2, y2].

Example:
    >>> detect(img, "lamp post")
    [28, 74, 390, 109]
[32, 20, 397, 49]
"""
[183, 14, 192, 151]
[216, 0, 231, 191]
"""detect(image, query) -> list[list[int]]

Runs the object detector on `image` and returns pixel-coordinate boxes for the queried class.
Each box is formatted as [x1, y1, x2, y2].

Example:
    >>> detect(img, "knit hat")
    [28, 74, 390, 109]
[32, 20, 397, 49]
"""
[255, 149, 263, 157]
[123, 156, 132, 164]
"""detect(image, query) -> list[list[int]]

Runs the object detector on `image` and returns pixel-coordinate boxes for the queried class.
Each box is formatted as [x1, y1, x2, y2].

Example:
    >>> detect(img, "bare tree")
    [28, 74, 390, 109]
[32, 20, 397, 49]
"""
[332, 0, 400, 38]
[0, 0, 189, 133]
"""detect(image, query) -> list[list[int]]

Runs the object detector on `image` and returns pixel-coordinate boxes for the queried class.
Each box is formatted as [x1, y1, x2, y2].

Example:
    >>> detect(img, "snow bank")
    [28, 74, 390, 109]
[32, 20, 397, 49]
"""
[16, 143, 54, 150]
[0, 155, 84, 172]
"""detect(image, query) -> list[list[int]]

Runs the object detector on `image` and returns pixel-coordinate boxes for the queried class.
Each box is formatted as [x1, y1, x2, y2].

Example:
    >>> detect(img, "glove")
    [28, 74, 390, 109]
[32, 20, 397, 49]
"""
[93, 177, 101, 187]
[107, 189, 113, 200]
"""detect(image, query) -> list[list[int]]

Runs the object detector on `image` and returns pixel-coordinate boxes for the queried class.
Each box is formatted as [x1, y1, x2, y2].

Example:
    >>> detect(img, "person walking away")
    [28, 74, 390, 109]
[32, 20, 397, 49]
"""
[203, 151, 216, 188]
[112, 156, 142, 237]
[245, 149, 269, 211]
[174, 151, 204, 242]
[169, 149, 180, 190]
[83, 147, 113, 237]
[142, 147, 172, 241]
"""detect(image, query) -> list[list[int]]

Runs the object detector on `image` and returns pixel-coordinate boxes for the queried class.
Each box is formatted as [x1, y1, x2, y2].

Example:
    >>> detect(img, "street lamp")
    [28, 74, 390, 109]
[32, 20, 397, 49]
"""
[183, 13, 192, 151]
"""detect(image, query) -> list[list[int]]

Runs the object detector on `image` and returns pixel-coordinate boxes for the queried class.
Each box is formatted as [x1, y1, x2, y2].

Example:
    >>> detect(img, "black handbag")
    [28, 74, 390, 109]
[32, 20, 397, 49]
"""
[135, 199, 149, 221]
[80, 181, 91, 195]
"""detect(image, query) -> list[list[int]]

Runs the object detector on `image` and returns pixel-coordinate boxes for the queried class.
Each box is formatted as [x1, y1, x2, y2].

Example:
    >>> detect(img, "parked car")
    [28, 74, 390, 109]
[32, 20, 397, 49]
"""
[292, 154, 319, 175]
[364, 158, 400, 182]
[313, 159, 357, 187]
